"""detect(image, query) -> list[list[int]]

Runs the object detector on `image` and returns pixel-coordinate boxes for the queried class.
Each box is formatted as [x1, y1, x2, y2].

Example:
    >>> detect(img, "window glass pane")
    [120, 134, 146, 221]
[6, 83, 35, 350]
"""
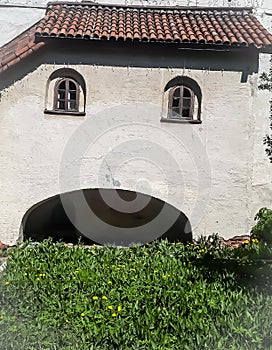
[68, 100, 77, 110]
[58, 100, 65, 109]
[69, 81, 76, 90]
[69, 91, 76, 101]
[182, 109, 190, 118]
[172, 107, 180, 113]
[171, 107, 180, 118]
[183, 97, 191, 108]
[183, 87, 191, 97]
[59, 81, 66, 89]
[173, 87, 180, 97]
[58, 90, 65, 100]
[172, 97, 180, 108]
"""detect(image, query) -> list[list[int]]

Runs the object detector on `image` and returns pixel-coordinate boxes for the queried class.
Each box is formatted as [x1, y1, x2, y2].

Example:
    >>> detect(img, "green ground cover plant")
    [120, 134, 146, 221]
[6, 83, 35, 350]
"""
[251, 207, 272, 245]
[0, 237, 272, 350]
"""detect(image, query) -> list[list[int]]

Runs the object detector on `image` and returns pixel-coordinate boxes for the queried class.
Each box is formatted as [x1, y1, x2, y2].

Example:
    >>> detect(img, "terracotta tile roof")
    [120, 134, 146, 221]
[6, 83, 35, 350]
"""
[34, 2, 272, 49]
[0, 3, 272, 75]
[0, 24, 45, 74]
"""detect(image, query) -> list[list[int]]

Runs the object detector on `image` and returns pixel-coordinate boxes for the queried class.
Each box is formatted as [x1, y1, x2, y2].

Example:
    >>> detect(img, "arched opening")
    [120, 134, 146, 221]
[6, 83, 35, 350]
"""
[162, 76, 202, 122]
[44, 68, 86, 115]
[22, 189, 192, 246]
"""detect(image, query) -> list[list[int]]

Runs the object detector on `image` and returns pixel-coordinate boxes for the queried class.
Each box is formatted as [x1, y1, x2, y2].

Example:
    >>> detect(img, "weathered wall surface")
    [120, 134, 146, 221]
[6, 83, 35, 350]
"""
[0, 0, 272, 244]
[0, 44, 270, 244]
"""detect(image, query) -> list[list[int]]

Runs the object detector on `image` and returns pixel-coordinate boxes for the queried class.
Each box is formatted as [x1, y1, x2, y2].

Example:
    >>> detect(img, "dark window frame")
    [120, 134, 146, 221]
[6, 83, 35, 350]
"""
[161, 76, 202, 124]
[168, 85, 195, 120]
[53, 78, 80, 113]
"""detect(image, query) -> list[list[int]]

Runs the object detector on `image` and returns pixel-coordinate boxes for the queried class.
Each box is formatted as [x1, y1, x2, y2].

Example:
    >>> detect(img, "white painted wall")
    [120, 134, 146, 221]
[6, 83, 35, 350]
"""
[0, 44, 271, 244]
[0, 0, 272, 244]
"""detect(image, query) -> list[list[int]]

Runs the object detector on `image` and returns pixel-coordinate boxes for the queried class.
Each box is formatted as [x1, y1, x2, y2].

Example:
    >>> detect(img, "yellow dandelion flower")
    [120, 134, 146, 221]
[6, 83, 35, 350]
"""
[163, 307, 166, 310]
[80, 313, 85, 317]
[92, 296, 99, 300]
[36, 278, 40, 281]
[154, 270, 158, 273]
[5, 282, 10, 285]
[108, 305, 113, 310]
[112, 313, 117, 317]
[116, 267, 120, 270]
[107, 280, 112, 284]
[162, 275, 167, 279]
[65, 319, 69, 323]
[102, 296, 108, 300]
[244, 239, 249, 244]
[252, 238, 259, 243]
[117, 306, 122, 312]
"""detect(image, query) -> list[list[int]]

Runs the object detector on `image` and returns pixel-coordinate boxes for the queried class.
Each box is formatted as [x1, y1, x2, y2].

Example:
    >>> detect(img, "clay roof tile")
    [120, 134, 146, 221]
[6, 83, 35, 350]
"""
[1, 3, 272, 75]
[32, 3, 271, 48]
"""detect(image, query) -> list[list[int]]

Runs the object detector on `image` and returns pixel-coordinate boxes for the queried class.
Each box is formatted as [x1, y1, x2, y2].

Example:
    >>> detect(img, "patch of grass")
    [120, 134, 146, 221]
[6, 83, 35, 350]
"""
[0, 238, 272, 349]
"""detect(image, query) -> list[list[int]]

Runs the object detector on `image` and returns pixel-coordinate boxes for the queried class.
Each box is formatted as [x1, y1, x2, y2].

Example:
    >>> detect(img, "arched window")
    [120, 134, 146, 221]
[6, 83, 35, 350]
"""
[54, 78, 79, 112]
[45, 68, 86, 116]
[169, 85, 195, 119]
[162, 76, 202, 124]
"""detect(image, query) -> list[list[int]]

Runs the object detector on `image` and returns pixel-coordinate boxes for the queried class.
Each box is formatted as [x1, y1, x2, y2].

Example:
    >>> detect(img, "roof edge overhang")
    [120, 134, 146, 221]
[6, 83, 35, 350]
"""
[35, 34, 269, 51]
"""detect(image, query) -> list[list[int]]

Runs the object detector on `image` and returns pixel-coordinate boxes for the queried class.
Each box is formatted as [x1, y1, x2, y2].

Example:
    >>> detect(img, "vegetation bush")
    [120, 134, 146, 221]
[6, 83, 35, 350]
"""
[251, 207, 272, 245]
[0, 238, 271, 350]
[259, 62, 272, 162]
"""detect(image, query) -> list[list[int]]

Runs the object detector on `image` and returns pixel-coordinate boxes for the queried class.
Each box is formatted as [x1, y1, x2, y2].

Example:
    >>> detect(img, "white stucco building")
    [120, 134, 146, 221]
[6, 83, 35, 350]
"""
[0, 0, 272, 246]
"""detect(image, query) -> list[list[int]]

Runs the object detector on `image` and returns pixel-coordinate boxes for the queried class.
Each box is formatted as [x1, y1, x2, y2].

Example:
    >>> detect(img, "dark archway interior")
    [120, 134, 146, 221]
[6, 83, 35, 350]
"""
[23, 189, 192, 246]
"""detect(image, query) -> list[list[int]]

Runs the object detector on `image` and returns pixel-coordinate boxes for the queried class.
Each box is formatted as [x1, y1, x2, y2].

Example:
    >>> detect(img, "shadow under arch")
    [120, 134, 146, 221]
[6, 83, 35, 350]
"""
[21, 188, 192, 246]
[47, 68, 86, 92]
